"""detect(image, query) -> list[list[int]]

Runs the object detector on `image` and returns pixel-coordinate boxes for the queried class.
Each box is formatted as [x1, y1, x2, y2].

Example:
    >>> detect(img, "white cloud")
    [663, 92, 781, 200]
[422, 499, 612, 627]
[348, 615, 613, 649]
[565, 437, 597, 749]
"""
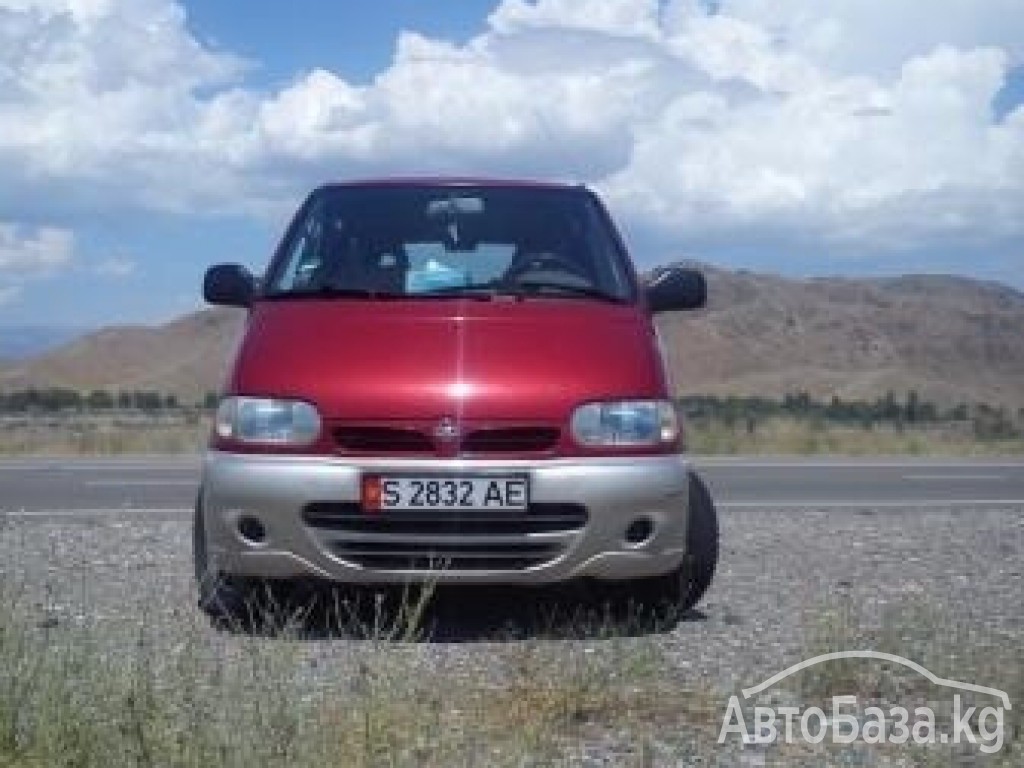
[709, 0, 1024, 77]
[0, 0, 1022, 274]
[0, 222, 74, 306]
[0, 223, 74, 272]
[601, 44, 1023, 248]
[489, 0, 663, 38]
[0, 0, 247, 211]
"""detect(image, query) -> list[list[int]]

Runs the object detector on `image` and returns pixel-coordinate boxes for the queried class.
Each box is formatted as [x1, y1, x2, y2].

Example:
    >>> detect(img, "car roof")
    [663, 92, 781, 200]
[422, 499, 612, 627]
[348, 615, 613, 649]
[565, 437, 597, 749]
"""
[317, 177, 584, 192]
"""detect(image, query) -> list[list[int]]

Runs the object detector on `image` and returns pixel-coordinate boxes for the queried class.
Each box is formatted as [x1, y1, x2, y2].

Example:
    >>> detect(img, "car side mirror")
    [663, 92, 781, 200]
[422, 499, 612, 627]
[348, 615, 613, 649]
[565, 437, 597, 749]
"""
[644, 267, 707, 313]
[203, 263, 256, 308]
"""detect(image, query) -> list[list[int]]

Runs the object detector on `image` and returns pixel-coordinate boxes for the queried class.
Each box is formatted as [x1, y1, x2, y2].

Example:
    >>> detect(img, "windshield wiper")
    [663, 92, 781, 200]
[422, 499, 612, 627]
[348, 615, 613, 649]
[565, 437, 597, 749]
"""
[413, 283, 500, 299]
[506, 280, 624, 303]
[262, 281, 624, 303]
[263, 286, 402, 300]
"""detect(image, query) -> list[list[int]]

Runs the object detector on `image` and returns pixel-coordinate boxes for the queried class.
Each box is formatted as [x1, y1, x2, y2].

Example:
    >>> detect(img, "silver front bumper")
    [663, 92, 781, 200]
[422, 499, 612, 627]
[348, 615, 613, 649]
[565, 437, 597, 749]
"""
[200, 451, 691, 585]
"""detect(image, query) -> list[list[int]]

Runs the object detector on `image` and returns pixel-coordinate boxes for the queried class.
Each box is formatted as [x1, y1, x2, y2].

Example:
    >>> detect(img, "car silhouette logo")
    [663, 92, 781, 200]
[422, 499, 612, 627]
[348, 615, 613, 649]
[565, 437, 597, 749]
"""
[434, 417, 460, 441]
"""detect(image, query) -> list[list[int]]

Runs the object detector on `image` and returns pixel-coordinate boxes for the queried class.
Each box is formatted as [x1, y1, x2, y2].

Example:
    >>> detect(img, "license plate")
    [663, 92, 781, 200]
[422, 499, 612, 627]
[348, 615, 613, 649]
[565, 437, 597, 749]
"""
[361, 475, 529, 512]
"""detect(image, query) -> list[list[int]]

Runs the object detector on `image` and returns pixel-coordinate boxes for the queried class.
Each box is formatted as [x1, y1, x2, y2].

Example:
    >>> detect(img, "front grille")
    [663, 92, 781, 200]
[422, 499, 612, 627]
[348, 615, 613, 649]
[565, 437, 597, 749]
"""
[460, 426, 560, 454]
[304, 502, 587, 535]
[333, 426, 433, 454]
[330, 421, 561, 457]
[303, 502, 587, 571]
[329, 541, 561, 571]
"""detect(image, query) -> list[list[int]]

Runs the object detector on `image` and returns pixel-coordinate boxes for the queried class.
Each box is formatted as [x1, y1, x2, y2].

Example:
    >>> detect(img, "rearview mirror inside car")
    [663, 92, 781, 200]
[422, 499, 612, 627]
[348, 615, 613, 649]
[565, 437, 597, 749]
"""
[426, 196, 486, 218]
[644, 267, 707, 313]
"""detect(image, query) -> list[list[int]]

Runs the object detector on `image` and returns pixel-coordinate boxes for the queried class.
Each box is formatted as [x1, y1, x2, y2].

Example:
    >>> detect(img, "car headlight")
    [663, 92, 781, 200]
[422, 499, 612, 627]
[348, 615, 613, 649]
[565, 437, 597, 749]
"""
[571, 400, 679, 446]
[215, 397, 321, 445]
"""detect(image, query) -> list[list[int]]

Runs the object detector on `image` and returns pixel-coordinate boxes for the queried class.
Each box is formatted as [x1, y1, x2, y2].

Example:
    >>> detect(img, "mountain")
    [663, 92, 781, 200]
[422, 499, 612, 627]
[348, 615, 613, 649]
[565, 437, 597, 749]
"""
[0, 309, 245, 402]
[1, 267, 1022, 408]
[0, 326, 86, 361]
[655, 267, 1024, 408]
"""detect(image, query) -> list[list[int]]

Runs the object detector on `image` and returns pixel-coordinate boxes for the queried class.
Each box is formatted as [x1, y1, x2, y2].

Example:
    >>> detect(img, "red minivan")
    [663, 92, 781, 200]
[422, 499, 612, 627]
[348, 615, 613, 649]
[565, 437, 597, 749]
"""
[196, 178, 717, 617]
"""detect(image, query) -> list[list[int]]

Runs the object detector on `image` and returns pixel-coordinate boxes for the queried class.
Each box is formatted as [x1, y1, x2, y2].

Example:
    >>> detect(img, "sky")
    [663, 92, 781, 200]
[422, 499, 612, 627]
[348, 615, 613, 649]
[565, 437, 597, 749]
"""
[0, 0, 1023, 329]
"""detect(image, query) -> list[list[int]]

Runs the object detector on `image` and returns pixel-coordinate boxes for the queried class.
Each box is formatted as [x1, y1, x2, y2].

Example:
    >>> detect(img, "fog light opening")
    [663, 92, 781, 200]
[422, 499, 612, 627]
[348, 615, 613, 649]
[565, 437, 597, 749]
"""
[624, 517, 654, 546]
[237, 516, 267, 545]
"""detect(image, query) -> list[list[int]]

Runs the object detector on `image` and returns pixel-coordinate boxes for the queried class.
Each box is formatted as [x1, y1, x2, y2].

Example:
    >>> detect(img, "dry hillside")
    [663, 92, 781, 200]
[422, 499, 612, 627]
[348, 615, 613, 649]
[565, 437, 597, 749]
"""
[2, 267, 1022, 408]
[0, 309, 246, 403]
[657, 267, 1024, 408]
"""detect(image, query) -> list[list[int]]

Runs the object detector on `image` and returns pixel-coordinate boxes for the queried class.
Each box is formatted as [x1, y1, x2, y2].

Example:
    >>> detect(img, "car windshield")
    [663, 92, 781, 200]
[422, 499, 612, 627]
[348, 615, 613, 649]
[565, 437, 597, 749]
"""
[264, 185, 634, 302]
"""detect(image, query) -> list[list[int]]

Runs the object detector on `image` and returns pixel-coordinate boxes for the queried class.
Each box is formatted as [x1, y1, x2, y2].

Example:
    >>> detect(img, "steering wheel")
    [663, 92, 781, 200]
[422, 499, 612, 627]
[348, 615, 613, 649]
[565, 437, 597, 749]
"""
[504, 251, 589, 283]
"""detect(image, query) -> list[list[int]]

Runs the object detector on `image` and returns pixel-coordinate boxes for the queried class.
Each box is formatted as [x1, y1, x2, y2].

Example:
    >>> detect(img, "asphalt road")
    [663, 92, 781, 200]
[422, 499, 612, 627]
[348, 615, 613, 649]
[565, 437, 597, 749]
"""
[0, 455, 1021, 517]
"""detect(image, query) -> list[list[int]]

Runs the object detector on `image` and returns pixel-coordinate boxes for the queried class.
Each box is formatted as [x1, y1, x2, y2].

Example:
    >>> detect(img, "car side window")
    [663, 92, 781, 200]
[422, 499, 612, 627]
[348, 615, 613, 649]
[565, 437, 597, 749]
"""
[581, 198, 630, 293]
[275, 201, 327, 291]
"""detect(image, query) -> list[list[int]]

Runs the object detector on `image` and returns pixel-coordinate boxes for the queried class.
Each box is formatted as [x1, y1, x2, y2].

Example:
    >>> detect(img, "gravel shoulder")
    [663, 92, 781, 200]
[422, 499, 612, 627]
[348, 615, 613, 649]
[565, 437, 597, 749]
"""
[2, 504, 1022, 765]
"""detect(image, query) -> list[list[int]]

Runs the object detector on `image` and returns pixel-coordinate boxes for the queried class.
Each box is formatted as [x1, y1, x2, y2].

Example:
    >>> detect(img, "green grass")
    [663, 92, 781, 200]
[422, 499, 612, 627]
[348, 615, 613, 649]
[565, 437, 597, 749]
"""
[1, 577, 1020, 766]
[0, 420, 207, 456]
[0, 582, 722, 767]
[795, 595, 1023, 765]
[687, 416, 1024, 456]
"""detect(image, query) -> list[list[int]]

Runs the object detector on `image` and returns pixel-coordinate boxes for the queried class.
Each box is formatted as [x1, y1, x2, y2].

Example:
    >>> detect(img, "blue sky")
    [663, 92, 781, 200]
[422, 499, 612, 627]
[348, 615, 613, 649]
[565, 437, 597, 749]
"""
[186, 2, 499, 86]
[0, 0, 1022, 329]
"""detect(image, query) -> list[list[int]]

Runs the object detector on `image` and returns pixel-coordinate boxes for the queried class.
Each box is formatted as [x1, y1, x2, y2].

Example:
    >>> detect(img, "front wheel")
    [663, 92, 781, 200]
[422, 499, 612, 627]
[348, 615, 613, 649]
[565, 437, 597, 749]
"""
[193, 496, 268, 623]
[193, 498, 308, 629]
[632, 471, 719, 612]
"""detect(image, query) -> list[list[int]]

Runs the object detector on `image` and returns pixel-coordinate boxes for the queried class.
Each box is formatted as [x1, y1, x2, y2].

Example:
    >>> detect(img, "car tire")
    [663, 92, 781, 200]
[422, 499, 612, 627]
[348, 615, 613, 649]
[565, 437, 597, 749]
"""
[193, 496, 250, 622]
[193, 497, 307, 629]
[632, 471, 719, 613]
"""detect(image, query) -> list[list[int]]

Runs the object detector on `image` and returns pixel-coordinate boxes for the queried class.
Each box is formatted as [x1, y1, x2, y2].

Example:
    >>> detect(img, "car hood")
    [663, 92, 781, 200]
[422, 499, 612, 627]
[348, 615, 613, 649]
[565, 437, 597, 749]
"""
[228, 298, 667, 420]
